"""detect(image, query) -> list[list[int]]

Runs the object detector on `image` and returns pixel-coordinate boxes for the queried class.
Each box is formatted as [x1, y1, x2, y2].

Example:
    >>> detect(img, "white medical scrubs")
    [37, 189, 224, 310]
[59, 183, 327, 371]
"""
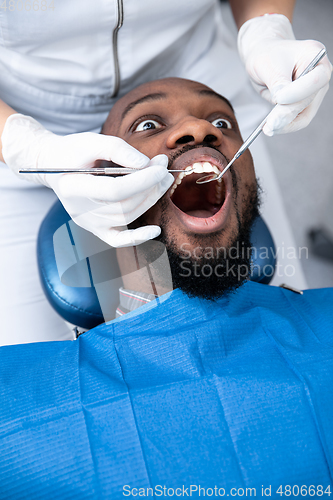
[0, 0, 306, 345]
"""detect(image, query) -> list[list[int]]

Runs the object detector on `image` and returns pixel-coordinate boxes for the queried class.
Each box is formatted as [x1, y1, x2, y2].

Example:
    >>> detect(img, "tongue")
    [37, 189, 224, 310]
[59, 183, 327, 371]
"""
[186, 206, 221, 218]
[171, 175, 225, 218]
[186, 210, 212, 218]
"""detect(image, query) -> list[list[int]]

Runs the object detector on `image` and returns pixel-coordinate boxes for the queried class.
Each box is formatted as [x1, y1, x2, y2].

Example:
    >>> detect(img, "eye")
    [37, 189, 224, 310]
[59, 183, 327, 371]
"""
[211, 118, 232, 130]
[134, 119, 162, 132]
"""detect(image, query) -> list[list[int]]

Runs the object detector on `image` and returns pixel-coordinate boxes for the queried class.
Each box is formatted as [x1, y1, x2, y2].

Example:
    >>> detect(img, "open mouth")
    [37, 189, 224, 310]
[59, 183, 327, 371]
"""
[167, 148, 232, 233]
[170, 162, 225, 218]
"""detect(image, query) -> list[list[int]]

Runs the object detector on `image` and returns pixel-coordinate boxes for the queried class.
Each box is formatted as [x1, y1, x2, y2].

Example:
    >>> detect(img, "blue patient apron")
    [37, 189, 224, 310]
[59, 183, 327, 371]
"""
[0, 281, 333, 498]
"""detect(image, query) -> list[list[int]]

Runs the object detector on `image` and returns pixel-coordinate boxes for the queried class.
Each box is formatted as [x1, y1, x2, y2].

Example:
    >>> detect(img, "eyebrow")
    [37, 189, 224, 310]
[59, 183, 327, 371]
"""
[120, 87, 235, 124]
[121, 93, 167, 120]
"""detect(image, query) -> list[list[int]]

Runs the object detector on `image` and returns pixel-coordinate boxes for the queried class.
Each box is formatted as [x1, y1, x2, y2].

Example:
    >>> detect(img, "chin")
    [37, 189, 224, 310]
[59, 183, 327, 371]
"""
[155, 172, 261, 302]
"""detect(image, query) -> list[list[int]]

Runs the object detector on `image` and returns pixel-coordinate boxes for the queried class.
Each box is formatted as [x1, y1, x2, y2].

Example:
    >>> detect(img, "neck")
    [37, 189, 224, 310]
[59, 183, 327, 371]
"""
[116, 241, 173, 297]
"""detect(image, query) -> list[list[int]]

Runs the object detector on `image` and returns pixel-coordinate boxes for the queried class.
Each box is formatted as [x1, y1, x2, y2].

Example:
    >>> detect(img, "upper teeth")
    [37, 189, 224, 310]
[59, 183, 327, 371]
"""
[170, 162, 221, 197]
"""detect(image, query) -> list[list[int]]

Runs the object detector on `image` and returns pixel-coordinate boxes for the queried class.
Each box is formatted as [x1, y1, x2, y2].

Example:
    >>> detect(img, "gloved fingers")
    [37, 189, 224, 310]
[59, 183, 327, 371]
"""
[237, 14, 331, 136]
[250, 82, 274, 103]
[248, 64, 293, 105]
[244, 40, 332, 105]
[76, 190, 158, 224]
[107, 172, 174, 223]
[148, 154, 169, 168]
[273, 61, 332, 105]
[258, 41, 329, 98]
[244, 41, 297, 102]
[71, 203, 132, 231]
[92, 165, 173, 205]
[38, 133, 151, 170]
[56, 165, 173, 203]
[94, 172, 173, 216]
[263, 84, 329, 135]
[265, 85, 329, 135]
[72, 173, 173, 227]
[96, 225, 162, 248]
[56, 168, 173, 231]
[89, 135, 151, 169]
[66, 208, 162, 247]
[263, 100, 311, 136]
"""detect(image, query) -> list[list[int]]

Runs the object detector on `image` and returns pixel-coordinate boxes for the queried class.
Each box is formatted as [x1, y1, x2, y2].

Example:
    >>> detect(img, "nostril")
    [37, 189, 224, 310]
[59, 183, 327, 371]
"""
[204, 134, 218, 143]
[176, 135, 195, 145]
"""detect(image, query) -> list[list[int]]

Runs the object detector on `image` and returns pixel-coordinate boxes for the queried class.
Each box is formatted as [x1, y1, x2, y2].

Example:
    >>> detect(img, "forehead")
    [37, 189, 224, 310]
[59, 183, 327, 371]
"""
[106, 78, 234, 133]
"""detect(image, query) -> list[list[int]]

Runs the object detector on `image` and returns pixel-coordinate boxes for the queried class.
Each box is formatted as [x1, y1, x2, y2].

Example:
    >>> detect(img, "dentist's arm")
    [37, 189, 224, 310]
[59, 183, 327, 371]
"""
[228, 0, 295, 28]
[229, 0, 332, 135]
[0, 104, 173, 247]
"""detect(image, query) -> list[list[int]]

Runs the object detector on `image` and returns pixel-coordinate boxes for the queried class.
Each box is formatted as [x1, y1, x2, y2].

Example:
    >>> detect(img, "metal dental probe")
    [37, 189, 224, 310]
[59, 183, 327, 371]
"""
[19, 167, 189, 175]
[196, 48, 328, 185]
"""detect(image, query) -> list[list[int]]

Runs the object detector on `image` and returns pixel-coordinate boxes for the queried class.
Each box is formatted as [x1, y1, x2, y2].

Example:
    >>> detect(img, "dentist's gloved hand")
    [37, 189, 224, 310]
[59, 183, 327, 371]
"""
[237, 14, 332, 136]
[2, 114, 173, 247]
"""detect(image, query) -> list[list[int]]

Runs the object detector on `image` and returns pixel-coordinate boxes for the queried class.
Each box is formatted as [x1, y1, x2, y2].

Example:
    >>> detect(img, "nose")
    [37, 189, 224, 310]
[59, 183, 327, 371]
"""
[166, 117, 222, 149]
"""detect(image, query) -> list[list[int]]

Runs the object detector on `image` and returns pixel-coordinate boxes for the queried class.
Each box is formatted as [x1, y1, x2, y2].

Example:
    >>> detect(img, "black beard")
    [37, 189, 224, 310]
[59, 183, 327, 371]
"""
[154, 173, 261, 301]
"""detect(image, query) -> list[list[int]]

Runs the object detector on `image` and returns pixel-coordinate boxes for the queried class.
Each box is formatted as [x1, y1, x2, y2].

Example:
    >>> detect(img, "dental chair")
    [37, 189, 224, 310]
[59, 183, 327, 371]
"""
[37, 201, 277, 331]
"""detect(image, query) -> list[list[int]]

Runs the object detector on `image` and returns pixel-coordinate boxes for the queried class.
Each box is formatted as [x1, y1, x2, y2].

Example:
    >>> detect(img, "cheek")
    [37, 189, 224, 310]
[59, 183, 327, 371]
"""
[233, 153, 256, 210]
[235, 151, 255, 183]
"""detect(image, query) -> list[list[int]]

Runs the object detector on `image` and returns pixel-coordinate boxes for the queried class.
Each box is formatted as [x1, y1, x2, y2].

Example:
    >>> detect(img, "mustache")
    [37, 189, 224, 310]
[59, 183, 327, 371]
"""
[167, 143, 230, 170]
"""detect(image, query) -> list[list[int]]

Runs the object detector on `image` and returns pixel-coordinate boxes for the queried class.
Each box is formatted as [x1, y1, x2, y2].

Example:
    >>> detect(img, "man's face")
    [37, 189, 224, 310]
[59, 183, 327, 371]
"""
[103, 78, 259, 299]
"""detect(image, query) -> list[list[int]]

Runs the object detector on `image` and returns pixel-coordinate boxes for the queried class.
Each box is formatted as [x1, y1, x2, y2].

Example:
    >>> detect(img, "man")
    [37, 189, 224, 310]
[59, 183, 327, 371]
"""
[0, 79, 332, 499]
[102, 76, 260, 309]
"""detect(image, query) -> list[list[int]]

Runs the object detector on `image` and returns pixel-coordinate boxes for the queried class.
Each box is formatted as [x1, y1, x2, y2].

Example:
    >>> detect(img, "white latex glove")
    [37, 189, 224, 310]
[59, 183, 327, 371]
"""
[237, 14, 332, 135]
[2, 114, 174, 247]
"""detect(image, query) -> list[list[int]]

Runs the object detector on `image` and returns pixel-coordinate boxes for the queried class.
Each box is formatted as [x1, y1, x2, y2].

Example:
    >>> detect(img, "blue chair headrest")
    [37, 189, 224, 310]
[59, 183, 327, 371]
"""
[37, 201, 276, 330]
